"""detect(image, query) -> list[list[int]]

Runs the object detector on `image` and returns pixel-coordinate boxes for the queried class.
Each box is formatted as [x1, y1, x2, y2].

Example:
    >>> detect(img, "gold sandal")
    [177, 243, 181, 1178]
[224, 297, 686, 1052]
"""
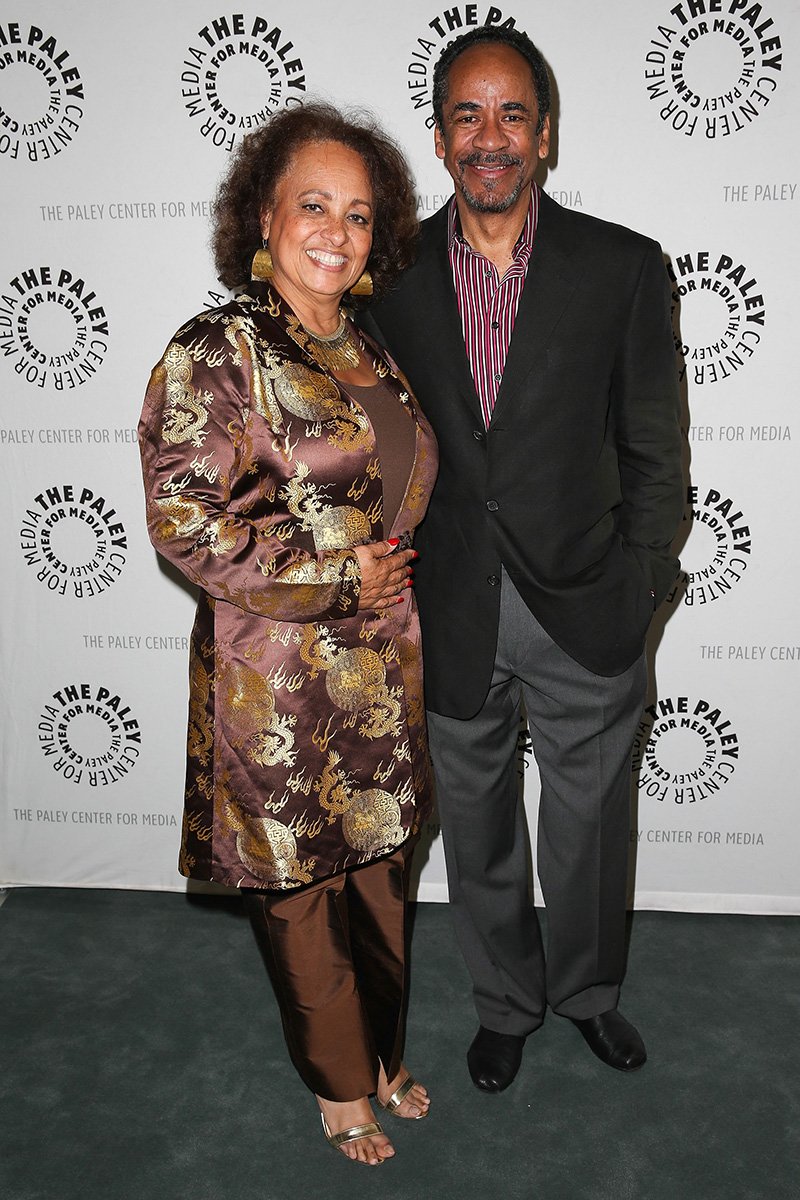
[320, 1112, 387, 1154]
[377, 1074, 429, 1119]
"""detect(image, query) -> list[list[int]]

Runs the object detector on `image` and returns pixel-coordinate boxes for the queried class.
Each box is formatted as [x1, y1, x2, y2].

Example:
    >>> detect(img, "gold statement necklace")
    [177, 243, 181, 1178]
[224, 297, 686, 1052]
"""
[300, 312, 361, 373]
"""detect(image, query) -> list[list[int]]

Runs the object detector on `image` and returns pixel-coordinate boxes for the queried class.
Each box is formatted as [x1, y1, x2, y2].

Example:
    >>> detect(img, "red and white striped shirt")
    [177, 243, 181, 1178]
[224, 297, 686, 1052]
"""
[448, 185, 539, 428]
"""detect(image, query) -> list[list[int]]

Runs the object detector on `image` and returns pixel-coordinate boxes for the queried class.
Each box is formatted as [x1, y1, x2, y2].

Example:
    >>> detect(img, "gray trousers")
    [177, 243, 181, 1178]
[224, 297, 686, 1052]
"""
[426, 570, 647, 1034]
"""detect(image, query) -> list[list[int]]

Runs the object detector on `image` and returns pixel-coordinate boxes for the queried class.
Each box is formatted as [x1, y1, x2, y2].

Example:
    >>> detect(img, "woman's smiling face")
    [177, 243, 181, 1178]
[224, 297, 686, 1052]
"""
[260, 139, 374, 314]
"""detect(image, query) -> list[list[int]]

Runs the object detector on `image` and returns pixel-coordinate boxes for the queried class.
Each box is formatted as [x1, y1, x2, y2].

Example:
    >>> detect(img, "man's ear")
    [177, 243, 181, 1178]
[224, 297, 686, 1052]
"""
[434, 123, 446, 161]
[537, 113, 551, 160]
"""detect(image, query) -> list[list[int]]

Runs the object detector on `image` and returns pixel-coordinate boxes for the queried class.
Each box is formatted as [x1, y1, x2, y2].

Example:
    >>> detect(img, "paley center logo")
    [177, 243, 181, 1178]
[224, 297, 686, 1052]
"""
[667, 484, 752, 607]
[180, 11, 307, 152]
[203, 282, 237, 311]
[644, 0, 783, 139]
[0, 265, 109, 390]
[38, 682, 142, 787]
[669, 249, 765, 385]
[632, 694, 740, 805]
[407, 5, 523, 129]
[20, 483, 128, 599]
[0, 20, 85, 162]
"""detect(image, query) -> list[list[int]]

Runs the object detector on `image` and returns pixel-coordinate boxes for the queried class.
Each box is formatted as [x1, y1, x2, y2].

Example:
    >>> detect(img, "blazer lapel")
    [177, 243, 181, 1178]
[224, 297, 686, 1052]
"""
[412, 210, 484, 425]
[491, 193, 584, 424]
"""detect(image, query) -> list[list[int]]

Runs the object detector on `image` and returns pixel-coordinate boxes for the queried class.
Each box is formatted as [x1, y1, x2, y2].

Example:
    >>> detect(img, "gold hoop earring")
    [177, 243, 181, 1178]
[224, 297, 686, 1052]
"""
[251, 246, 274, 280]
[349, 270, 373, 297]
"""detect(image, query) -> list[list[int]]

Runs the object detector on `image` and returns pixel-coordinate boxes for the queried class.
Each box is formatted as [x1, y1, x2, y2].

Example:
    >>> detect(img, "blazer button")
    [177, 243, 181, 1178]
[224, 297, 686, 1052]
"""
[473, 429, 485, 441]
[487, 575, 500, 586]
[486, 499, 499, 511]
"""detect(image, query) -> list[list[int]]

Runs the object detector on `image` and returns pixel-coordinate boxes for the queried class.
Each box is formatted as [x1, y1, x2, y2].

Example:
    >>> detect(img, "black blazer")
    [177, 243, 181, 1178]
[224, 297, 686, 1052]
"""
[365, 192, 683, 718]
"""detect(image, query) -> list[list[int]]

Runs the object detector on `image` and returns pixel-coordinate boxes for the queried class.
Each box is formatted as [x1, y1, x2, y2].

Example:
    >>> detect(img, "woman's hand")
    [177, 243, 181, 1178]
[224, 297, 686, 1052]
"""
[353, 540, 415, 611]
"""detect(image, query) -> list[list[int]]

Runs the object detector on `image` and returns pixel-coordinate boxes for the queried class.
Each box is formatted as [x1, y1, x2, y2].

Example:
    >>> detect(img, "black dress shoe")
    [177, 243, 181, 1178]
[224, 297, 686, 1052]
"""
[569, 1009, 647, 1072]
[467, 1026, 525, 1092]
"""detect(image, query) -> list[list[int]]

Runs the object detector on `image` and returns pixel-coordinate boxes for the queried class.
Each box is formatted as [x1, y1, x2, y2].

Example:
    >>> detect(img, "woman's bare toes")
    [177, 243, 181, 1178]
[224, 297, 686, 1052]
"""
[378, 1065, 431, 1118]
[317, 1095, 395, 1165]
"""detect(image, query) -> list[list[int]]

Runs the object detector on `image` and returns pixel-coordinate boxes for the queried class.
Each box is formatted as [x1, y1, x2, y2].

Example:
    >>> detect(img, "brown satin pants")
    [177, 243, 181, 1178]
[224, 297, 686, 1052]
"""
[242, 840, 415, 1102]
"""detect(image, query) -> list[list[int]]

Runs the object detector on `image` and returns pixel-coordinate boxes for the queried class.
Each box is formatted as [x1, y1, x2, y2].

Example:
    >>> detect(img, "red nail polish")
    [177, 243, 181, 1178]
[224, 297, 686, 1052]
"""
[388, 537, 400, 546]
[412, 550, 420, 560]
[396, 596, 405, 604]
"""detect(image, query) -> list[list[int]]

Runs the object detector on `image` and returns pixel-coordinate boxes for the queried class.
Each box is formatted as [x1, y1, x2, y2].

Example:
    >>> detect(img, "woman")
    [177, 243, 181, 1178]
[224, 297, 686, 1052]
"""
[139, 104, 437, 1165]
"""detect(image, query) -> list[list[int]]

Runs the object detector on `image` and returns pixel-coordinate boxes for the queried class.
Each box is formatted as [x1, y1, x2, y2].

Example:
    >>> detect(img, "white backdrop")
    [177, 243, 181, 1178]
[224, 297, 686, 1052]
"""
[1, 1, 798, 912]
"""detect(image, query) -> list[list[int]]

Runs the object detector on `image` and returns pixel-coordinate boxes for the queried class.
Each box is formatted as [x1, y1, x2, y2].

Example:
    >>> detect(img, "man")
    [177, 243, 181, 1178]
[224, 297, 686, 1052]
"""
[365, 25, 683, 1092]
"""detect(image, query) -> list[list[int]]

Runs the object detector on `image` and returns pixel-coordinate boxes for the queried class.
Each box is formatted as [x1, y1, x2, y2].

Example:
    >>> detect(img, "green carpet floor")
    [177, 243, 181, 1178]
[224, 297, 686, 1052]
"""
[1, 889, 797, 1200]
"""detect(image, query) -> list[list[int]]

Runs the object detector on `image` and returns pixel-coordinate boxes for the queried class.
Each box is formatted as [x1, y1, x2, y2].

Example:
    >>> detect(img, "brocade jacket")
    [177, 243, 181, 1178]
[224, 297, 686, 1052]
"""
[139, 283, 438, 890]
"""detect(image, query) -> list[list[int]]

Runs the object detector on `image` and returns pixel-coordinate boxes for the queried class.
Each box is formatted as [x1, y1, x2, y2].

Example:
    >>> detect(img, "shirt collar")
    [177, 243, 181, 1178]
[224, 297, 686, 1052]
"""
[447, 183, 539, 257]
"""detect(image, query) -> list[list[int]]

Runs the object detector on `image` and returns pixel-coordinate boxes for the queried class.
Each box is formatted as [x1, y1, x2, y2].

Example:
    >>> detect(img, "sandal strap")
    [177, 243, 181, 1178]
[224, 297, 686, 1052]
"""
[321, 1114, 385, 1149]
[381, 1074, 417, 1113]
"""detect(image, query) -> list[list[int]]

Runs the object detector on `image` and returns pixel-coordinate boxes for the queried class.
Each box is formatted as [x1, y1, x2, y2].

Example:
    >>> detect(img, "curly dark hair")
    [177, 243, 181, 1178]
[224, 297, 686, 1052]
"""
[212, 103, 418, 297]
[432, 25, 551, 134]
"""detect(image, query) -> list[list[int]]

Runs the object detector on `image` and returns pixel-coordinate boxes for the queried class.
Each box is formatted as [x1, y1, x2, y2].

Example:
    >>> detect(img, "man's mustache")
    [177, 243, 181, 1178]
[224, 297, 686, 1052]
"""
[457, 153, 523, 168]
